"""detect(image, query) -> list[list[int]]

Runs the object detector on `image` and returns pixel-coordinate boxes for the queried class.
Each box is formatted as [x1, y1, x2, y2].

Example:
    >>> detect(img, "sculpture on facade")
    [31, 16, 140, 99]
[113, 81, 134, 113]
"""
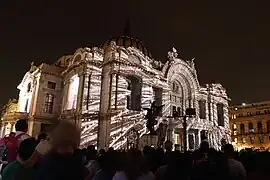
[30, 61, 38, 73]
[167, 47, 178, 61]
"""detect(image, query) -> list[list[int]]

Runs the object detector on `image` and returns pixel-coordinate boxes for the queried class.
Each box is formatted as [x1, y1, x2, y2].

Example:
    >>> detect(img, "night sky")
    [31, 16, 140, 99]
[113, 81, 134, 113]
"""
[0, 1, 269, 107]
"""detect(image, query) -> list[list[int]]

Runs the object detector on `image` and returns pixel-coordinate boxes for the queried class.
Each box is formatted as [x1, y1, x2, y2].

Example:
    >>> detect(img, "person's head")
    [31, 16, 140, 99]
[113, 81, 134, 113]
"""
[51, 121, 81, 155]
[199, 140, 209, 153]
[99, 149, 105, 156]
[9, 132, 15, 138]
[17, 137, 38, 161]
[15, 119, 28, 132]
[37, 132, 48, 142]
[125, 149, 144, 170]
[224, 144, 234, 157]
[164, 140, 173, 152]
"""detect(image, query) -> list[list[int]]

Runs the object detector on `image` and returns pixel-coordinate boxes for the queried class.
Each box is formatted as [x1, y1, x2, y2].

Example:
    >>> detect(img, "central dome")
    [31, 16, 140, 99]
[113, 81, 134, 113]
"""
[103, 36, 153, 59]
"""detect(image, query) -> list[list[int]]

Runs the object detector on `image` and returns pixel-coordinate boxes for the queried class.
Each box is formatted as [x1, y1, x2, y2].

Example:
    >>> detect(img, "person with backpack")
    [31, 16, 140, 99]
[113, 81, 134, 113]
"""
[13, 119, 31, 143]
[0, 119, 31, 171]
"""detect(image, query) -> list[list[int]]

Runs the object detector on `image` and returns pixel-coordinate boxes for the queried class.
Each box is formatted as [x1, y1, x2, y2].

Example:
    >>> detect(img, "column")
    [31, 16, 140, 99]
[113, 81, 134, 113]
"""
[167, 117, 174, 141]
[195, 130, 201, 149]
[76, 72, 86, 128]
[97, 41, 116, 150]
[62, 80, 70, 112]
[85, 72, 92, 111]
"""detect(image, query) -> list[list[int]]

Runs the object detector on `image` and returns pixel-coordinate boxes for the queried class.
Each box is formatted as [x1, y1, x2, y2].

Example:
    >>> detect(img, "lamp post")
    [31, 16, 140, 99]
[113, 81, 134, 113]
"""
[178, 108, 196, 152]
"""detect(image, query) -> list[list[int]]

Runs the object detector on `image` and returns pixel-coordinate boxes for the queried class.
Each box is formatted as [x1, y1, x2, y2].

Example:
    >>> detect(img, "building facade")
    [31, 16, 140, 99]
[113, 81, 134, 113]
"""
[1, 36, 230, 150]
[230, 101, 270, 151]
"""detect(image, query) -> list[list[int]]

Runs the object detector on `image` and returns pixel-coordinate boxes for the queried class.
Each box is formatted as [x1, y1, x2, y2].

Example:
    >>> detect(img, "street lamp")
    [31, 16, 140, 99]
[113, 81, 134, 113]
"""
[182, 108, 196, 152]
[170, 108, 196, 152]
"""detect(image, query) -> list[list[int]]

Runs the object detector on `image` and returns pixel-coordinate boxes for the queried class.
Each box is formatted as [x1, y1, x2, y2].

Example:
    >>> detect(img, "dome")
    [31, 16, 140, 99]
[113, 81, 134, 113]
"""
[102, 36, 153, 59]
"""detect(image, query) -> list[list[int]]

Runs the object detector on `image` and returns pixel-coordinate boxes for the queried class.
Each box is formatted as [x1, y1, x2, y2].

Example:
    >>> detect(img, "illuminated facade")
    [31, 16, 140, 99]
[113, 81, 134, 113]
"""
[230, 101, 270, 150]
[1, 36, 230, 150]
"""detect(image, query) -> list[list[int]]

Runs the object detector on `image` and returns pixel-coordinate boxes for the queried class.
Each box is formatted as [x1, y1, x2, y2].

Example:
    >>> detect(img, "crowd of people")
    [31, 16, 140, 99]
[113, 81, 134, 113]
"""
[0, 119, 269, 180]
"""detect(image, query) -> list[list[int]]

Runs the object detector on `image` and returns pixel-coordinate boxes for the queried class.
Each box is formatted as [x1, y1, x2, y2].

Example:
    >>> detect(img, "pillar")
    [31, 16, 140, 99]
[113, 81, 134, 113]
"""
[62, 80, 70, 112]
[28, 120, 41, 137]
[167, 117, 174, 141]
[97, 41, 116, 150]
[195, 130, 201, 149]
[76, 71, 86, 128]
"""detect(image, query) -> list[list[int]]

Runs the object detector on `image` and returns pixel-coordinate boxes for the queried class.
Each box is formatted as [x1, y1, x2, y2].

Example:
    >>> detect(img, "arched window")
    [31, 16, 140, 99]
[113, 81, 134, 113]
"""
[267, 120, 270, 133]
[257, 122, 263, 133]
[248, 122, 254, 133]
[240, 123, 245, 134]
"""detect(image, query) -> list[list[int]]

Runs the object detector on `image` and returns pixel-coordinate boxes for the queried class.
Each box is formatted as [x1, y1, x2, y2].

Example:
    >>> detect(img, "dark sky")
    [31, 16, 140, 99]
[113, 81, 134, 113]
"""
[0, 1, 269, 107]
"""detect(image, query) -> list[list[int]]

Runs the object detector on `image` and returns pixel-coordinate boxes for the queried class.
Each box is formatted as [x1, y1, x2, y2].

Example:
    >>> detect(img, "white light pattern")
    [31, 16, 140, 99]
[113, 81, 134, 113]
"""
[62, 47, 230, 150]
[66, 75, 80, 110]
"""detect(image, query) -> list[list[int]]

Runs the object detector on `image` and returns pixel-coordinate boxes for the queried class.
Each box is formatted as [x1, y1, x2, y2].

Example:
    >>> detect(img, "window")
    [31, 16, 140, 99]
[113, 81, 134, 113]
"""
[267, 120, 270, 133]
[247, 112, 252, 116]
[199, 100, 206, 119]
[242, 138, 246, 144]
[249, 122, 254, 133]
[259, 135, 264, 144]
[233, 131, 237, 135]
[264, 110, 270, 114]
[250, 136, 255, 144]
[66, 75, 79, 110]
[172, 82, 179, 92]
[240, 123, 245, 134]
[257, 122, 263, 133]
[47, 81, 56, 89]
[188, 134, 195, 150]
[256, 111, 261, 115]
[234, 138, 238, 143]
[27, 83, 31, 92]
[126, 76, 142, 111]
[217, 104, 224, 126]
[153, 87, 163, 116]
[177, 107, 181, 117]
[44, 94, 54, 114]
[233, 124, 237, 129]
[173, 106, 178, 117]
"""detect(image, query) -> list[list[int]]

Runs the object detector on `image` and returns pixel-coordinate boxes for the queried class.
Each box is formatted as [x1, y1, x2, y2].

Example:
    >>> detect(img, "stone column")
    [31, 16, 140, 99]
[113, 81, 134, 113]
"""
[97, 41, 116, 150]
[195, 130, 201, 149]
[76, 71, 86, 128]
[167, 117, 174, 141]
[62, 80, 70, 112]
